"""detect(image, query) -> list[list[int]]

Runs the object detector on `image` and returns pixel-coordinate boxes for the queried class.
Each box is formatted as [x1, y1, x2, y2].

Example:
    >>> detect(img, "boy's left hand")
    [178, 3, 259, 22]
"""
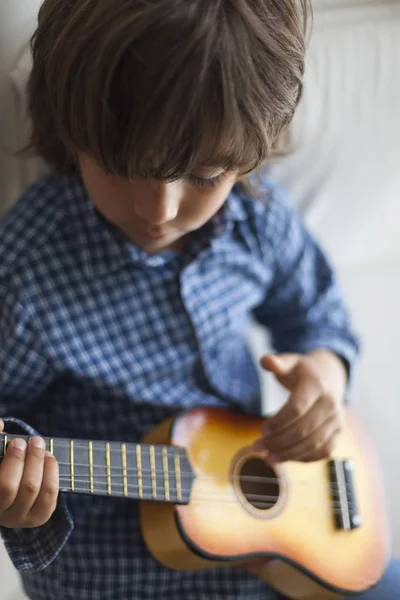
[254, 349, 348, 463]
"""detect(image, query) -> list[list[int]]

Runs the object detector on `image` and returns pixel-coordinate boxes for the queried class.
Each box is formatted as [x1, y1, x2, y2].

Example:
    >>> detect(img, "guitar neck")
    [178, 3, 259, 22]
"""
[0, 433, 194, 505]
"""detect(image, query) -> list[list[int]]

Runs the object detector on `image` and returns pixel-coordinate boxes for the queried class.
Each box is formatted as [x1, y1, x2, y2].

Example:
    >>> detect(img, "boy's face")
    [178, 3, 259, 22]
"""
[79, 155, 237, 253]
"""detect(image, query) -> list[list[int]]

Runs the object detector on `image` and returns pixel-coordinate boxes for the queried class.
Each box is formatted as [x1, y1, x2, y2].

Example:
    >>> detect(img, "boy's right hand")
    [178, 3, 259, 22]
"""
[0, 419, 59, 529]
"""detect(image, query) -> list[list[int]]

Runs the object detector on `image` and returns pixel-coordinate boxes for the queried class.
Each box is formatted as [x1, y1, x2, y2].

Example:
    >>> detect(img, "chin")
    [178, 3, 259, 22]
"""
[141, 238, 172, 253]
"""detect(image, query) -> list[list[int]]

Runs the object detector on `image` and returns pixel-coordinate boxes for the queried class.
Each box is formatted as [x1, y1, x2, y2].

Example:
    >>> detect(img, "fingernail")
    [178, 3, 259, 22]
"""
[30, 436, 45, 449]
[13, 438, 27, 452]
[45, 450, 54, 459]
[252, 439, 266, 452]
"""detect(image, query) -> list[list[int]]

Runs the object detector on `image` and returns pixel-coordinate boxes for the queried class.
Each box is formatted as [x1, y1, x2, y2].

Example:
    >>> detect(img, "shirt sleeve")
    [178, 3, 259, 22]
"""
[0, 282, 74, 572]
[252, 186, 360, 397]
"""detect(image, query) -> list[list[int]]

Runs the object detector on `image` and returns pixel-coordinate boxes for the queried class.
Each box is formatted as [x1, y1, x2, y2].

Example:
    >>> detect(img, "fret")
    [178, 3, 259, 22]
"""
[3, 434, 7, 458]
[106, 442, 111, 495]
[162, 447, 170, 501]
[49, 438, 54, 455]
[121, 443, 128, 498]
[70, 440, 75, 491]
[136, 444, 143, 499]
[140, 445, 152, 501]
[174, 450, 182, 502]
[89, 441, 94, 493]
[149, 445, 157, 499]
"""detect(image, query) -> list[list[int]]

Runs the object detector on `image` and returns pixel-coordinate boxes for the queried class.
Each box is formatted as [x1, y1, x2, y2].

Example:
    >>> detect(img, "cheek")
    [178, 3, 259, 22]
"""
[191, 180, 235, 221]
[84, 176, 134, 224]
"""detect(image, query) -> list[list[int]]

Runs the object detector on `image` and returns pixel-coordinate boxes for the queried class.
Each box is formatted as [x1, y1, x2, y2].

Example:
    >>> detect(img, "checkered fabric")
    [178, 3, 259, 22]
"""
[0, 172, 359, 599]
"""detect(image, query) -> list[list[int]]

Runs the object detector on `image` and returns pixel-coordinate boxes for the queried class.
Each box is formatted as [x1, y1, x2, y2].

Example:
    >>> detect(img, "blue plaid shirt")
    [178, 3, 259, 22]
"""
[0, 172, 359, 599]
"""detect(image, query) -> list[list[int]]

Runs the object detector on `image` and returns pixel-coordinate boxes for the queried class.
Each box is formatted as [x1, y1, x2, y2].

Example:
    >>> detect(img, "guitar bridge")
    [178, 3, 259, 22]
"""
[328, 459, 361, 531]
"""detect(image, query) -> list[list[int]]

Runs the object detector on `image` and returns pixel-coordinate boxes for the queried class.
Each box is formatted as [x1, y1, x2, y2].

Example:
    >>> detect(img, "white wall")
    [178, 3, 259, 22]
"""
[0, 2, 43, 596]
[0, 0, 42, 215]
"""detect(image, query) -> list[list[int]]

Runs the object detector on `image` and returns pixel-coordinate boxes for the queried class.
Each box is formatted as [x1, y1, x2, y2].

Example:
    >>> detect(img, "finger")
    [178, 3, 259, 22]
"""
[5, 437, 46, 520]
[27, 452, 59, 527]
[262, 375, 324, 437]
[270, 417, 340, 463]
[251, 439, 267, 453]
[263, 395, 337, 453]
[248, 440, 282, 467]
[0, 419, 4, 433]
[300, 431, 341, 462]
[260, 354, 301, 390]
[0, 438, 27, 513]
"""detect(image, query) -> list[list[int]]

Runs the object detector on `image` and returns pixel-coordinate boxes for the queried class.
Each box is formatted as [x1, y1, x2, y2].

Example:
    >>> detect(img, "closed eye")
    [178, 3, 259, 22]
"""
[187, 174, 225, 189]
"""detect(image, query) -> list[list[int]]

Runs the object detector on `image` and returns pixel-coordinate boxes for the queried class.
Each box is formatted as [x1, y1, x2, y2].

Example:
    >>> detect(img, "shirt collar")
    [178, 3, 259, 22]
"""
[223, 186, 247, 223]
[63, 176, 248, 276]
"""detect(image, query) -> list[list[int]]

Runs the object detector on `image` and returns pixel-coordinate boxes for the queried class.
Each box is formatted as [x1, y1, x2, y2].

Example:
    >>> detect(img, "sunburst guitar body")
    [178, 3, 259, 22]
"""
[140, 407, 390, 600]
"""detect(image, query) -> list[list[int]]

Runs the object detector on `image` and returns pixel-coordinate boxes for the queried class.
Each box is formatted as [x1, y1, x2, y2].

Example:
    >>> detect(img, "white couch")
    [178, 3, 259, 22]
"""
[0, 0, 400, 598]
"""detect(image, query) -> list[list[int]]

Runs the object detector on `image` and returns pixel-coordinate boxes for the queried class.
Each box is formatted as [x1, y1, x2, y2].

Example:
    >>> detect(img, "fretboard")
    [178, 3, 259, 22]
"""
[0, 434, 194, 504]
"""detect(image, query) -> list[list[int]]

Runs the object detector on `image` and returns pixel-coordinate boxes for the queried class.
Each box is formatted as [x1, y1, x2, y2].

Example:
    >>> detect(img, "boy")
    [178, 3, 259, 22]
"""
[0, 0, 399, 598]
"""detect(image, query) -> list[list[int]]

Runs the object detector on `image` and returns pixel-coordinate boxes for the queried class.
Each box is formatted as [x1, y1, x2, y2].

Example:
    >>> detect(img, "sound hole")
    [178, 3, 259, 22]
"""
[239, 458, 280, 511]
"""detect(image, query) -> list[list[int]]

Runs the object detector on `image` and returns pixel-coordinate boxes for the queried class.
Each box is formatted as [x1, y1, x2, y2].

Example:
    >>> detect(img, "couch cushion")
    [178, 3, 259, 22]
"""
[269, 0, 400, 268]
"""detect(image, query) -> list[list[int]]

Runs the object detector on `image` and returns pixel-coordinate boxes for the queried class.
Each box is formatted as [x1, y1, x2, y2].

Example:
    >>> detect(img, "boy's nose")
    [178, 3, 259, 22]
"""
[135, 181, 181, 226]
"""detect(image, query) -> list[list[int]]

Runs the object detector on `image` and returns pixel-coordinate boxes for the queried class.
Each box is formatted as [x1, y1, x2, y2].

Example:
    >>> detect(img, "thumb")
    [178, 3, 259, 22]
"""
[0, 419, 4, 433]
[260, 353, 301, 389]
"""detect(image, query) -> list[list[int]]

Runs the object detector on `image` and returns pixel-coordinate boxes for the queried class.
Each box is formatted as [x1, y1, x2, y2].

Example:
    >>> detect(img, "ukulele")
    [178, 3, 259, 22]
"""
[0, 406, 389, 600]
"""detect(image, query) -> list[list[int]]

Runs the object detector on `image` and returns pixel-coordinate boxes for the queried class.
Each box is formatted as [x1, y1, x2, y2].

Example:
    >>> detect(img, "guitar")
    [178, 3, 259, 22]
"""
[0, 406, 389, 600]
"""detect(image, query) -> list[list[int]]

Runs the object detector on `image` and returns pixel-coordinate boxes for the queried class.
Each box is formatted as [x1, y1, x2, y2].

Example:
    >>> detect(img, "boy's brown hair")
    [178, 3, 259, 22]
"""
[27, 0, 310, 181]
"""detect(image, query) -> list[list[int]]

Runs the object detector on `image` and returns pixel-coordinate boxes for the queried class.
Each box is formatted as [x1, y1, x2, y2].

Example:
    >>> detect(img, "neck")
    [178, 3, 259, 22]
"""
[0, 433, 194, 504]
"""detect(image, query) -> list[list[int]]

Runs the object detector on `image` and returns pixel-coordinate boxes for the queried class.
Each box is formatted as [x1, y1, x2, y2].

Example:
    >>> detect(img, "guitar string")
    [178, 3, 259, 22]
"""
[55, 475, 356, 511]
[55, 480, 350, 515]
[56, 483, 350, 514]
[50, 459, 354, 498]
[0, 438, 356, 497]
[0, 448, 355, 500]
[0, 452, 355, 499]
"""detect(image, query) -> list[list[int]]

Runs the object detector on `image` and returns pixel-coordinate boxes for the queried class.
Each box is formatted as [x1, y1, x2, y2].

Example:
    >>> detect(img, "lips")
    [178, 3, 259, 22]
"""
[143, 231, 167, 240]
